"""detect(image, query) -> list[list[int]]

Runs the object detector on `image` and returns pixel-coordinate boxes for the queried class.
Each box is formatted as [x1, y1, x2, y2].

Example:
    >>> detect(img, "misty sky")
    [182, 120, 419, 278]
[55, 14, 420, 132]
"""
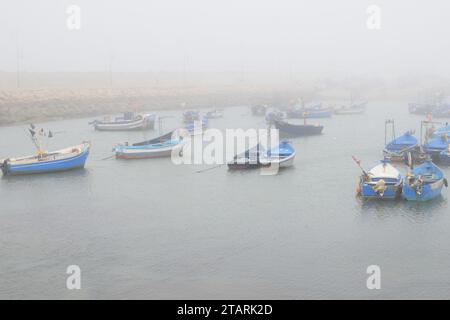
[1, 0, 450, 77]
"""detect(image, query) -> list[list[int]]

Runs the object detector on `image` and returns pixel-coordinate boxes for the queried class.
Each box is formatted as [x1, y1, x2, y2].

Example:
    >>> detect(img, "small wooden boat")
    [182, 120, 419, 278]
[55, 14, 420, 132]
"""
[334, 102, 366, 115]
[356, 158, 403, 199]
[403, 159, 448, 201]
[182, 110, 200, 123]
[114, 118, 204, 159]
[383, 131, 419, 162]
[286, 103, 332, 119]
[423, 134, 449, 159]
[1, 142, 90, 176]
[433, 104, 450, 118]
[114, 130, 184, 159]
[265, 109, 285, 123]
[227, 141, 295, 170]
[272, 119, 323, 137]
[90, 112, 155, 131]
[205, 109, 223, 119]
[259, 141, 296, 168]
[408, 102, 436, 115]
[115, 139, 183, 159]
[184, 118, 208, 135]
[251, 105, 267, 116]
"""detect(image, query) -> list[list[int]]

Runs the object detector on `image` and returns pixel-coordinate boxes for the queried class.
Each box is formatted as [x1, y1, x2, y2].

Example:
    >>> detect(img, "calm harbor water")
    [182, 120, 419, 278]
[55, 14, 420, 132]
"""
[1, 103, 449, 299]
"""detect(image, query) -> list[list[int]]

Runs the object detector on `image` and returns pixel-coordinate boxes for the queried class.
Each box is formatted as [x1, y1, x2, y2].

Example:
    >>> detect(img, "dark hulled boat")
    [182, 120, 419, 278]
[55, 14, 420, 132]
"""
[272, 119, 323, 137]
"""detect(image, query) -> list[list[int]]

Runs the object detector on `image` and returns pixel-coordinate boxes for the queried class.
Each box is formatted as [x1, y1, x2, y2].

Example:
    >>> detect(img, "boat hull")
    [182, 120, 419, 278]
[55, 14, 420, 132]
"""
[360, 182, 402, 199]
[402, 179, 444, 201]
[115, 142, 182, 159]
[274, 120, 323, 137]
[287, 110, 331, 119]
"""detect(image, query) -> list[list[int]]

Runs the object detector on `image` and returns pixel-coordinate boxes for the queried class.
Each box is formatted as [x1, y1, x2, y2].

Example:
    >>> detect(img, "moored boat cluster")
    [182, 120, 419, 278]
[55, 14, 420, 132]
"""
[354, 119, 449, 202]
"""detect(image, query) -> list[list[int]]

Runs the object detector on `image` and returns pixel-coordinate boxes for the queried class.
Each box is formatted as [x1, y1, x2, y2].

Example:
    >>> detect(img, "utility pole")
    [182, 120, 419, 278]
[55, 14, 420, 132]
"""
[16, 34, 21, 89]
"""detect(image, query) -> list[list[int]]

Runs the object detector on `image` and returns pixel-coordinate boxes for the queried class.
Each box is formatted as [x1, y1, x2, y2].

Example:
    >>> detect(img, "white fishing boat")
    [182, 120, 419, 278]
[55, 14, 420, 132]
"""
[90, 112, 156, 131]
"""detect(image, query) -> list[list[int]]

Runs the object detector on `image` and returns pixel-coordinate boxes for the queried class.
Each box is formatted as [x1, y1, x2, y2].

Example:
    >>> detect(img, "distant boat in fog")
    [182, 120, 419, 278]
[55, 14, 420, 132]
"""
[271, 119, 323, 137]
[182, 110, 200, 123]
[334, 102, 366, 115]
[205, 109, 223, 119]
[90, 112, 155, 131]
[251, 105, 267, 116]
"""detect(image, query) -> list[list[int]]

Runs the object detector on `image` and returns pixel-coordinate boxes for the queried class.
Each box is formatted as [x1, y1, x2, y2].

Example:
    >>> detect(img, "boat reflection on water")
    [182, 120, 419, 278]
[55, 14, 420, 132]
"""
[357, 194, 446, 222]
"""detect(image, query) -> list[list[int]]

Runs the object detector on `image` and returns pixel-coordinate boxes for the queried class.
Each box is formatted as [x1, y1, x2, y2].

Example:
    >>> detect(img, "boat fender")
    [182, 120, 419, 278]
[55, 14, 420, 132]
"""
[444, 178, 448, 188]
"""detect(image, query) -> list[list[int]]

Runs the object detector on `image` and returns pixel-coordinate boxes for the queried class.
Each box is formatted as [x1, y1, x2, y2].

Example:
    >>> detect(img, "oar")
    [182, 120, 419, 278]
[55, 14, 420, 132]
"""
[100, 154, 115, 160]
[196, 164, 224, 173]
[351, 155, 369, 176]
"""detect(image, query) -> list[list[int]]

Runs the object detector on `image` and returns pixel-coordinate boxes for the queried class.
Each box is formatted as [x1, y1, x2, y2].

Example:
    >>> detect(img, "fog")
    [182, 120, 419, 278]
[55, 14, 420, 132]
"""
[1, 0, 450, 78]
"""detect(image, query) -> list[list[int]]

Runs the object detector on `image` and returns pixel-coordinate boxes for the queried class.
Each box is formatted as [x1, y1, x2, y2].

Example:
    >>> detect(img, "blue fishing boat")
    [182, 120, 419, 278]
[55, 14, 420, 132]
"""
[184, 118, 208, 135]
[423, 135, 449, 159]
[182, 110, 200, 123]
[402, 160, 448, 201]
[114, 118, 205, 159]
[1, 142, 90, 176]
[354, 158, 403, 199]
[115, 139, 183, 159]
[383, 131, 419, 162]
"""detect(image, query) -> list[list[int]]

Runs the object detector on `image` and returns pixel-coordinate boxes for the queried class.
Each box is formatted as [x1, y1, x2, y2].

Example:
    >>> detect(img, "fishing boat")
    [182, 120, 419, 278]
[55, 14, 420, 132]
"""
[1, 125, 90, 176]
[402, 159, 448, 201]
[259, 141, 296, 168]
[227, 141, 295, 170]
[355, 158, 403, 199]
[184, 118, 209, 135]
[409, 103, 433, 115]
[383, 131, 419, 162]
[205, 109, 223, 119]
[90, 112, 155, 131]
[286, 107, 332, 119]
[251, 105, 267, 116]
[114, 117, 205, 159]
[433, 104, 450, 118]
[182, 110, 200, 123]
[1, 143, 90, 176]
[334, 102, 366, 115]
[114, 130, 184, 159]
[227, 144, 261, 169]
[272, 119, 323, 137]
[265, 109, 285, 123]
[423, 134, 449, 159]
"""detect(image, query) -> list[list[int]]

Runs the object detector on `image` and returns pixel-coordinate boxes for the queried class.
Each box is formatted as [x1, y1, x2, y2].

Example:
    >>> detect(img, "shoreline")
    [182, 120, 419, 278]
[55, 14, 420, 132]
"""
[0, 85, 413, 127]
[0, 86, 296, 126]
